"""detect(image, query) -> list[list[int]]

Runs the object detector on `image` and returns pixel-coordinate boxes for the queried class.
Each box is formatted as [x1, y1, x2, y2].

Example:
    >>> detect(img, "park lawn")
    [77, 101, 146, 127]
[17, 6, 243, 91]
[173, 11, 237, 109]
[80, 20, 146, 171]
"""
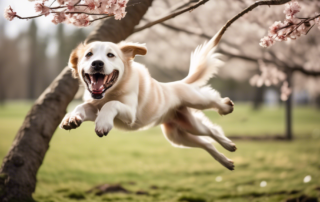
[0, 101, 319, 202]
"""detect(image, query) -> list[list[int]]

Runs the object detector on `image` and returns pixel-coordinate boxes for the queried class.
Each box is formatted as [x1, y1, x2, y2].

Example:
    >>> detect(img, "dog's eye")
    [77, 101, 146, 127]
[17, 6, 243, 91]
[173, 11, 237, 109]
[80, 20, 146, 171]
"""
[107, 53, 115, 58]
[86, 52, 93, 57]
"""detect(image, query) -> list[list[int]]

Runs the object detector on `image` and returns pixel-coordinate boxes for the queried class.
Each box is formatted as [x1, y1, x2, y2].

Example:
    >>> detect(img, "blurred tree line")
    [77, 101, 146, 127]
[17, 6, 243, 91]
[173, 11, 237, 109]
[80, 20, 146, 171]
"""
[129, 0, 320, 109]
[1, 0, 320, 109]
[0, 20, 86, 101]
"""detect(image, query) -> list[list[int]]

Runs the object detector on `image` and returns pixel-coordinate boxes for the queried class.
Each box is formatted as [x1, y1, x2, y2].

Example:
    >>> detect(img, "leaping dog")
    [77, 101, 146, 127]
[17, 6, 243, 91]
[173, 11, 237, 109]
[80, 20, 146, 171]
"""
[60, 29, 237, 170]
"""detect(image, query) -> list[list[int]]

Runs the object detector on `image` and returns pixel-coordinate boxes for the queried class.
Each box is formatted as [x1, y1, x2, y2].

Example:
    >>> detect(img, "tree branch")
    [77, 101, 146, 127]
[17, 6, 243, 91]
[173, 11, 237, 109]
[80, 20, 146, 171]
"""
[212, 0, 292, 46]
[134, 0, 210, 33]
[221, 50, 320, 77]
[290, 67, 320, 76]
[169, 0, 199, 13]
[160, 22, 211, 39]
[134, 0, 292, 43]
[160, 10, 320, 77]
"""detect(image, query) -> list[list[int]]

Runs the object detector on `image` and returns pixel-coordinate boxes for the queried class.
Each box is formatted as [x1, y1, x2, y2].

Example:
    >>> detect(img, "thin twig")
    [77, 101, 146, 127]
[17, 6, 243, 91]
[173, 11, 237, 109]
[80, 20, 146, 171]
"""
[90, 15, 113, 22]
[170, 0, 199, 13]
[50, 0, 56, 7]
[15, 14, 44, 20]
[75, 0, 82, 6]
[221, 50, 320, 76]
[305, 23, 315, 35]
[50, 5, 67, 9]
[50, 4, 89, 9]
[160, 23, 211, 39]
[126, 2, 142, 8]
[65, 12, 109, 15]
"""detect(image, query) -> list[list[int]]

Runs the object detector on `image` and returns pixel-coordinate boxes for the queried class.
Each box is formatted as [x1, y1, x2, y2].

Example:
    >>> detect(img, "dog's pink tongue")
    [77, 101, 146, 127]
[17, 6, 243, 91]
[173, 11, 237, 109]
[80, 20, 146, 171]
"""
[89, 75, 104, 93]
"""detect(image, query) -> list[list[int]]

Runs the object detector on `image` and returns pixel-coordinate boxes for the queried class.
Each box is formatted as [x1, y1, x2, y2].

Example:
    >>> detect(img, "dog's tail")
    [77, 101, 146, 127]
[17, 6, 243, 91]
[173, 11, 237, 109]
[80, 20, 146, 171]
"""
[182, 28, 224, 87]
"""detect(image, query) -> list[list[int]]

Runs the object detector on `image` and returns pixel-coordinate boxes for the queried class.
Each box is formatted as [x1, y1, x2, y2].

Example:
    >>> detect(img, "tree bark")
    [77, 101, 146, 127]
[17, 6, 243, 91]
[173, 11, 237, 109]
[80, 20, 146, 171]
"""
[285, 74, 293, 140]
[0, 0, 152, 201]
[252, 86, 265, 110]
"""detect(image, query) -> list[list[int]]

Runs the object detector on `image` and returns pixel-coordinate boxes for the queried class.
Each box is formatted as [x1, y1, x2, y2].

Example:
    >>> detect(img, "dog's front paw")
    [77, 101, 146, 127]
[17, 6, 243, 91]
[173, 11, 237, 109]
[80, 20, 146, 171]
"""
[60, 114, 83, 130]
[218, 97, 234, 115]
[95, 119, 113, 138]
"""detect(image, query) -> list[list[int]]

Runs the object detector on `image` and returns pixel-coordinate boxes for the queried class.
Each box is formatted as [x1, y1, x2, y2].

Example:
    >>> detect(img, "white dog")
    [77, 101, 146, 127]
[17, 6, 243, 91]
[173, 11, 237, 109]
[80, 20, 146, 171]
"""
[60, 30, 237, 170]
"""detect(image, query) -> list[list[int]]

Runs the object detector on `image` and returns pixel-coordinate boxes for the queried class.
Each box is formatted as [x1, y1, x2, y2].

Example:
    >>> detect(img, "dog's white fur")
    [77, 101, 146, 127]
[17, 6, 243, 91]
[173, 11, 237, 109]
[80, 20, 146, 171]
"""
[60, 30, 237, 170]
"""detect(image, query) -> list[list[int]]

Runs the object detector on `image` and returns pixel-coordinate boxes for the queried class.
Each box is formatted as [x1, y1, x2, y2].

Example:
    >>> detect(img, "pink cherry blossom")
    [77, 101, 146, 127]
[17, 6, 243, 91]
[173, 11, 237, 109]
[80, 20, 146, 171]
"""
[283, 0, 301, 19]
[85, 0, 97, 10]
[268, 21, 283, 35]
[65, 0, 79, 5]
[259, 36, 275, 47]
[284, 16, 300, 26]
[57, 0, 65, 5]
[275, 28, 289, 41]
[117, 0, 128, 8]
[35, 3, 51, 16]
[67, 4, 75, 11]
[4, 6, 16, 21]
[250, 60, 289, 100]
[105, 3, 117, 14]
[52, 12, 66, 24]
[114, 7, 126, 20]
[314, 13, 320, 30]
[5, 0, 128, 26]
[280, 81, 292, 101]
[96, 1, 109, 14]
[260, 1, 320, 48]
[72, 14, 91, 27]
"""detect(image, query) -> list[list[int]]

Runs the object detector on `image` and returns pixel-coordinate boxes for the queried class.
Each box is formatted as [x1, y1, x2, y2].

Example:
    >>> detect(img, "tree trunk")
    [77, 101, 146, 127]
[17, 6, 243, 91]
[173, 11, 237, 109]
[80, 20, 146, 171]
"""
[252, 86, 265, 110]
[27, 21, 38, 100]
[285, 74, 293, 140]
[0, 1, 152, 201]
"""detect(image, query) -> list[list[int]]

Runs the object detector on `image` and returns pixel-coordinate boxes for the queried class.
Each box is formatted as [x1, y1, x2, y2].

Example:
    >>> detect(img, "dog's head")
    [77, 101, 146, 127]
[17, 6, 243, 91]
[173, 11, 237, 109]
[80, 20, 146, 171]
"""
[69, 41, 147, 99]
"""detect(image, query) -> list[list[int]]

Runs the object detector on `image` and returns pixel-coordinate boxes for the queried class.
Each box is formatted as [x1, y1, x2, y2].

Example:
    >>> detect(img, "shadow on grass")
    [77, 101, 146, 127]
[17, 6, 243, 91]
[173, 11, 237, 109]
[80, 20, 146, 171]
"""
[178, 195, 206, 202]
[46, 184, 320, 202]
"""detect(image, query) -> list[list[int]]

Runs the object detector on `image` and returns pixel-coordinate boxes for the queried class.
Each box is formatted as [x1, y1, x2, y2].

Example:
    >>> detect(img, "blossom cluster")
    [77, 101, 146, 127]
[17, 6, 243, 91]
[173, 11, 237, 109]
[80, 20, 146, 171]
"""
[260, 0, 320, 48]
[4, 0, 128, 27]
[250, 60, 286, 87]
[250, 60, 291, 101]
[280, 81, 292, 101]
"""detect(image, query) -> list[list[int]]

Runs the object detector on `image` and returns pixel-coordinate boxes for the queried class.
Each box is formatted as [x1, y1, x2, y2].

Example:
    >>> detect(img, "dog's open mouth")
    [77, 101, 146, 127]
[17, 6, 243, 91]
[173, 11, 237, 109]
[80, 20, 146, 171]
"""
[84, 70, 119, 99]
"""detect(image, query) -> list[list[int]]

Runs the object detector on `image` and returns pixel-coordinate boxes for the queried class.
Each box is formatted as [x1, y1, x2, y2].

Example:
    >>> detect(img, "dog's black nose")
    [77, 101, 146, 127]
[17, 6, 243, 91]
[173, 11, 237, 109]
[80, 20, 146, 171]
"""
[91, 60, 104, 71]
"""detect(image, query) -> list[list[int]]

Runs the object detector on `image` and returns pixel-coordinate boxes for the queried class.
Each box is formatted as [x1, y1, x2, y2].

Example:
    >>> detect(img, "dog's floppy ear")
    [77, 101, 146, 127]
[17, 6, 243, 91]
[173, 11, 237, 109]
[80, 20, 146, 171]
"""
[119, 42, 147, 60]
[68, 43, 84, 78]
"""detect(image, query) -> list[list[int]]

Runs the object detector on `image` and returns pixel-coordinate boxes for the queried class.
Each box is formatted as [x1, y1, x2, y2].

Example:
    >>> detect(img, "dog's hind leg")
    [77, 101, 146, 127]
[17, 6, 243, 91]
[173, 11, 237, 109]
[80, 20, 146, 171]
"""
[161, 122, 235, 170]
[172, 107, 237, 152]
[175, 84, 234, 115]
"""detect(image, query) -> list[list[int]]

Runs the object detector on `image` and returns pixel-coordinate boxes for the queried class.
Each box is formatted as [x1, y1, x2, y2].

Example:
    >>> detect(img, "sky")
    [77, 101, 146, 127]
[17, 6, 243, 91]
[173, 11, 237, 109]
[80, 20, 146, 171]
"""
[0, 0, 91, 57]
[1, 0, 56, 38]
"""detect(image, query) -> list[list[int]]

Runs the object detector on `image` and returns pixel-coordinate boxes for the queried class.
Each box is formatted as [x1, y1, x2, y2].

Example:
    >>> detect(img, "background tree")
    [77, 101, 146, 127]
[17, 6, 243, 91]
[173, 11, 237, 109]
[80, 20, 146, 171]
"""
[127, 0, 320, 139]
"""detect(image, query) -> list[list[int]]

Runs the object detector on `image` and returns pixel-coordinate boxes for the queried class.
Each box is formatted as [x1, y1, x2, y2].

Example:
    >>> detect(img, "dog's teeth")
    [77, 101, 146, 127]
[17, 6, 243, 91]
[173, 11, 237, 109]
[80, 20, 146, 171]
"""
[107, 73, 113, 83]
[103, 75, 109, 84]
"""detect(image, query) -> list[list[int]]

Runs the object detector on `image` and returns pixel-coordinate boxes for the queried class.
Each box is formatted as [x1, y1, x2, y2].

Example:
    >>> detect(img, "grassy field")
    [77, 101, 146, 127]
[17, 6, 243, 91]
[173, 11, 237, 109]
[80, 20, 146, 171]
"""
[0, 102, 320, 202]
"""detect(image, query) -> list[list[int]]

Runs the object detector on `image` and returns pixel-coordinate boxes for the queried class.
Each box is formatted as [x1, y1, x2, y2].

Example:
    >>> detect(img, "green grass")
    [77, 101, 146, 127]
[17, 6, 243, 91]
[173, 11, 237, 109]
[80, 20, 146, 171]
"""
[0, 101, 320, 202]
